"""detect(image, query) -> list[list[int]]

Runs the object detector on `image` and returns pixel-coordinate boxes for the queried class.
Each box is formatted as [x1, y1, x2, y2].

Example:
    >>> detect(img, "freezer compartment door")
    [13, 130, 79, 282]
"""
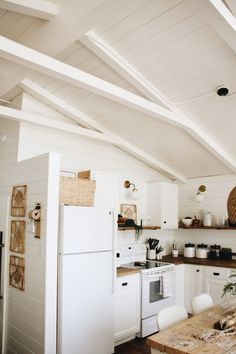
[59, 205, 113, 254]
[58, 251, 114, 354]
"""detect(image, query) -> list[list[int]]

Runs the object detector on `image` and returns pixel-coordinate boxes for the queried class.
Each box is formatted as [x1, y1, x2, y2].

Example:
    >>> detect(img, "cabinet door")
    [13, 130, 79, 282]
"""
[114, 274, 140, 342]
[204, 277, 228, 305]
[147, 182, 178, 229]
[175, 265, 185, 306]
[161, 183, 178, 229]
[204, 266, 231, 305]
[184, 265, 202, 313]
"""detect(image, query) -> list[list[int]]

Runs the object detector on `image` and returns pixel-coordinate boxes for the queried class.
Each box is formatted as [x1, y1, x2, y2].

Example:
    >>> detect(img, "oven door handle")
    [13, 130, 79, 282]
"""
[143, 274, 162, 280]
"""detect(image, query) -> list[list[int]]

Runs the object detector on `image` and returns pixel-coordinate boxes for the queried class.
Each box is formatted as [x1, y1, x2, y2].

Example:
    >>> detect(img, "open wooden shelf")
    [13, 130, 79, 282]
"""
[179, 226, 236, 230]
[118, 226, 161, 231]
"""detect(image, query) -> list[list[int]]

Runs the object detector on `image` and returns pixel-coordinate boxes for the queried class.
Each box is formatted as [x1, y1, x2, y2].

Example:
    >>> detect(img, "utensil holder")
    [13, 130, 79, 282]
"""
[147, 249, 156, 260]
[172, 249, 178, 257]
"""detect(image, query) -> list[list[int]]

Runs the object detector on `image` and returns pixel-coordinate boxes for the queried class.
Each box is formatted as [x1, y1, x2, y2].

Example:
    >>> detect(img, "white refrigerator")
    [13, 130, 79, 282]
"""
[58, 205, 114, 354]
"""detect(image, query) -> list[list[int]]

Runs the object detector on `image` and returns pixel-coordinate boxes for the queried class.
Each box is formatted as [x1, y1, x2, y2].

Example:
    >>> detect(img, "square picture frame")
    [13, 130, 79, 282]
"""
[120, 204, 137, 223]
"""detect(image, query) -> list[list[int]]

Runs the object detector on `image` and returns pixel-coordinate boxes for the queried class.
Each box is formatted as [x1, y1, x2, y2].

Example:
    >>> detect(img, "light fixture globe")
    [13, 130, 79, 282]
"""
[194, 185, 206, 203]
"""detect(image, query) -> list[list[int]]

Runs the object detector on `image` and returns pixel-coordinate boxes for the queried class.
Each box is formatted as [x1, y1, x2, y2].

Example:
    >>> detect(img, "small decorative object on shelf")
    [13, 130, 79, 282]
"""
[172, 241, 178, 257]
[192, 215, 201, 227]
[181, 216, 193, 227]
[227, 186, 236, 226]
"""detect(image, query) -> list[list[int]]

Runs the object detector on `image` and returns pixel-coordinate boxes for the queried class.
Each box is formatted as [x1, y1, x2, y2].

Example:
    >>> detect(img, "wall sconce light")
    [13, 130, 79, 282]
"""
[124, 180, 140, 200]
[195, 185, 206, 202]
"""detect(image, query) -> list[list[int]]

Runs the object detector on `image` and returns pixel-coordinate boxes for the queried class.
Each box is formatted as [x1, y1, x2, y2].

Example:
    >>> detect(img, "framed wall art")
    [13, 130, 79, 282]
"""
[10, 220, 26, 254]
[9, 255, 25, 291]
[11, 185, 27, 217]
[120, 204, 137, 223]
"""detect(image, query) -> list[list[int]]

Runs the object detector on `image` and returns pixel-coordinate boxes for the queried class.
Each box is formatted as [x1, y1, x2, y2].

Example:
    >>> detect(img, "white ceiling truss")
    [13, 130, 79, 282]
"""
[0, 0, 58, 20]
[81, 32, 236, 173]
[0, 33, 235, 178]
[19, 79, 186, 182]
[202, 0, 236, 53]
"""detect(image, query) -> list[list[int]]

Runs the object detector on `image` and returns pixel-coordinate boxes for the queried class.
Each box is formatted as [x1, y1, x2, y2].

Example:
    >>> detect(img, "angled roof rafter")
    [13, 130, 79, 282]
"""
[0, 0, 58, 20]
[202, 0, 236, 53]
[81, 32, 236, 173]
[19, 79, 186, 182]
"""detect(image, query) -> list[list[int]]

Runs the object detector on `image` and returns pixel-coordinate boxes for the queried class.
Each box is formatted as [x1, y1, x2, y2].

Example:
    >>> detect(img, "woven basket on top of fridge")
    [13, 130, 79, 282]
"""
[227, 186, 236, 225]
[60, 175, 96, 206]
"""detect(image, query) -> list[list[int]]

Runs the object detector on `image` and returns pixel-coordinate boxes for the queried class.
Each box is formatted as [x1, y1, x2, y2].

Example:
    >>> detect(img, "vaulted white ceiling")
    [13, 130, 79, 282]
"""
[0, 0, 235, 181]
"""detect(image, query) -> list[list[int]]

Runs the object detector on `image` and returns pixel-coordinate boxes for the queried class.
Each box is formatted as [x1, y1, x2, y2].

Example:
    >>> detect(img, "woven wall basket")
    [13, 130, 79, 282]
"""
[59, 176, 96, 206]
[227, 186, 236, 224]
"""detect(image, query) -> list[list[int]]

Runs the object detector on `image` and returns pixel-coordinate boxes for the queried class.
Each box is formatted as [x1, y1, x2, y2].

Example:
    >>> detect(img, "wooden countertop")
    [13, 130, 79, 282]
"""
[162, 255, 236, 269]
[116, 267, 140, 277]
[147, 300, 236, 353]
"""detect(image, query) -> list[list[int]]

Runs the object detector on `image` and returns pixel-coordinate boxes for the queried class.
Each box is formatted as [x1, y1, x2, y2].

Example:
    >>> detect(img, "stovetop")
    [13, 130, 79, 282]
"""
[121, 260, 174, 273]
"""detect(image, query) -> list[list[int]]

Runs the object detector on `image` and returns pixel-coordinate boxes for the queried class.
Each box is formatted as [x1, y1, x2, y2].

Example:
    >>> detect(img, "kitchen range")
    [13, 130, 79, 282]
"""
[118, 245, 175, 337]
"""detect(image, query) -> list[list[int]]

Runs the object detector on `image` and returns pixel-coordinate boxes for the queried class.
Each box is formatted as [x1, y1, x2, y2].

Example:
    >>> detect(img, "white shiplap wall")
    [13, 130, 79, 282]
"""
[174, 174, 236, 253]
[0, 150, 59, 354]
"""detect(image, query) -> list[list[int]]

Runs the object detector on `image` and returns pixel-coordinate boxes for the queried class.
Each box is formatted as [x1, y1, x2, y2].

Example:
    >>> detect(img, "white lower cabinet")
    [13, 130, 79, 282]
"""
[175, 264, 185, 306]
[184, 264, 203, 313]
[114, 273, 140, 344]
[184, 264, 233, 313]
[204, 266, 231, 304]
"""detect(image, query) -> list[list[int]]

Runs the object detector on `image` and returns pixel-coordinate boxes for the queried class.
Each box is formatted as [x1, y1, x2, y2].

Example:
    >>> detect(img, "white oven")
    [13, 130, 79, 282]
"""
[139, 265, 175, 337]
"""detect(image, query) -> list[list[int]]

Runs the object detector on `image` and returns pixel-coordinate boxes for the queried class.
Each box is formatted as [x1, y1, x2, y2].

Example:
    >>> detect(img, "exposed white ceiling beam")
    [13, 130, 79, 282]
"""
[224, 0, 236, 16]
[0, 0, 57, 20]
[0, 105, 116, 144]
[19, 79, 186, 182]
[0, 35, 188, 129]
[81, 33, 236, 173]
[202, 0, 236, 53]
[1, 35, 235, 173]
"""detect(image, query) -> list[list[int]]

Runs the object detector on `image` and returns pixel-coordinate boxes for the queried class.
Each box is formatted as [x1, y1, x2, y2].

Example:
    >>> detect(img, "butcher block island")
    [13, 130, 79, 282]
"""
[147, 299, 236, 354]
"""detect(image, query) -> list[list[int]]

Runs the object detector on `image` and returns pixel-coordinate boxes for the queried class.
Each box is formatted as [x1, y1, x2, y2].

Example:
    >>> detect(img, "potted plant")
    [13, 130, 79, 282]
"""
[222, 273, 236, 298]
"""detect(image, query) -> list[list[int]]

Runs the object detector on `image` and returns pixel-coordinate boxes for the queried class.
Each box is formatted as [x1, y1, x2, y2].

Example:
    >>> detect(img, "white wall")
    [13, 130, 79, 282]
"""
[174, 174, 236, 253]
[0, 151, 59, 354]
[17, 94, 174, 252]
[0, 118, 20, 171]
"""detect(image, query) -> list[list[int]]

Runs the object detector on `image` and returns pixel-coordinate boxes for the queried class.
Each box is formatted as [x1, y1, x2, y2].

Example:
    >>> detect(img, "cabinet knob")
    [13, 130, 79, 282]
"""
[213, 272, 220, 276]
[163, 221, 167, 224]
[122, 282, 128, 287]
[196, 269, 200, 272]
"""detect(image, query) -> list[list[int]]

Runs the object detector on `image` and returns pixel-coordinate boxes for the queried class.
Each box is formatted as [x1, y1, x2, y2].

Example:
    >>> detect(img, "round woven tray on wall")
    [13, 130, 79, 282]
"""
[227, 187, 236, 224]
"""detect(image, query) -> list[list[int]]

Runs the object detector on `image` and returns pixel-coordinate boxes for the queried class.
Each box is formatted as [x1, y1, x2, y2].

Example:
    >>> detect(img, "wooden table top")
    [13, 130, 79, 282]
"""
[147, 300, 236, 354]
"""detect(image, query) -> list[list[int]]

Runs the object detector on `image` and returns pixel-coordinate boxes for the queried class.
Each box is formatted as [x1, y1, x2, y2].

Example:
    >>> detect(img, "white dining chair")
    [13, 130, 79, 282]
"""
[150, 306, 188, 354]
[157, 305, 188, 331]
[191, 293, 213, 315]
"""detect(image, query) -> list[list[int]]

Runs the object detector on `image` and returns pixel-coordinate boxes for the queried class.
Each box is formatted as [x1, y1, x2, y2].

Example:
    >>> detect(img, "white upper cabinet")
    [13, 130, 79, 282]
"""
[147, 182, 178, 229]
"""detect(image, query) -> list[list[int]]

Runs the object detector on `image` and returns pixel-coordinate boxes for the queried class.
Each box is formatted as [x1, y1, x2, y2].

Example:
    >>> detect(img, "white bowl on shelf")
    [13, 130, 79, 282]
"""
[182, 218, 193, 227]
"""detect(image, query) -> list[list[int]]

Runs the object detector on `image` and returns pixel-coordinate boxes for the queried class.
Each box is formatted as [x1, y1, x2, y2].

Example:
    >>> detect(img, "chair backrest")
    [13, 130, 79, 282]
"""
[157, 305, 188, 331]
[191, 293, 214, 315]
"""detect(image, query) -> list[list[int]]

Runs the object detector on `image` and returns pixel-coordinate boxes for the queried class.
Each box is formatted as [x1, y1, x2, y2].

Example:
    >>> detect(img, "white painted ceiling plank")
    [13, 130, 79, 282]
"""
[0, 0, 57, 20]
[202, 0, 236, 53]
[19, 79, 186, 181]
[0, 101, 186, 182]
[81, 33, 236, 173]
